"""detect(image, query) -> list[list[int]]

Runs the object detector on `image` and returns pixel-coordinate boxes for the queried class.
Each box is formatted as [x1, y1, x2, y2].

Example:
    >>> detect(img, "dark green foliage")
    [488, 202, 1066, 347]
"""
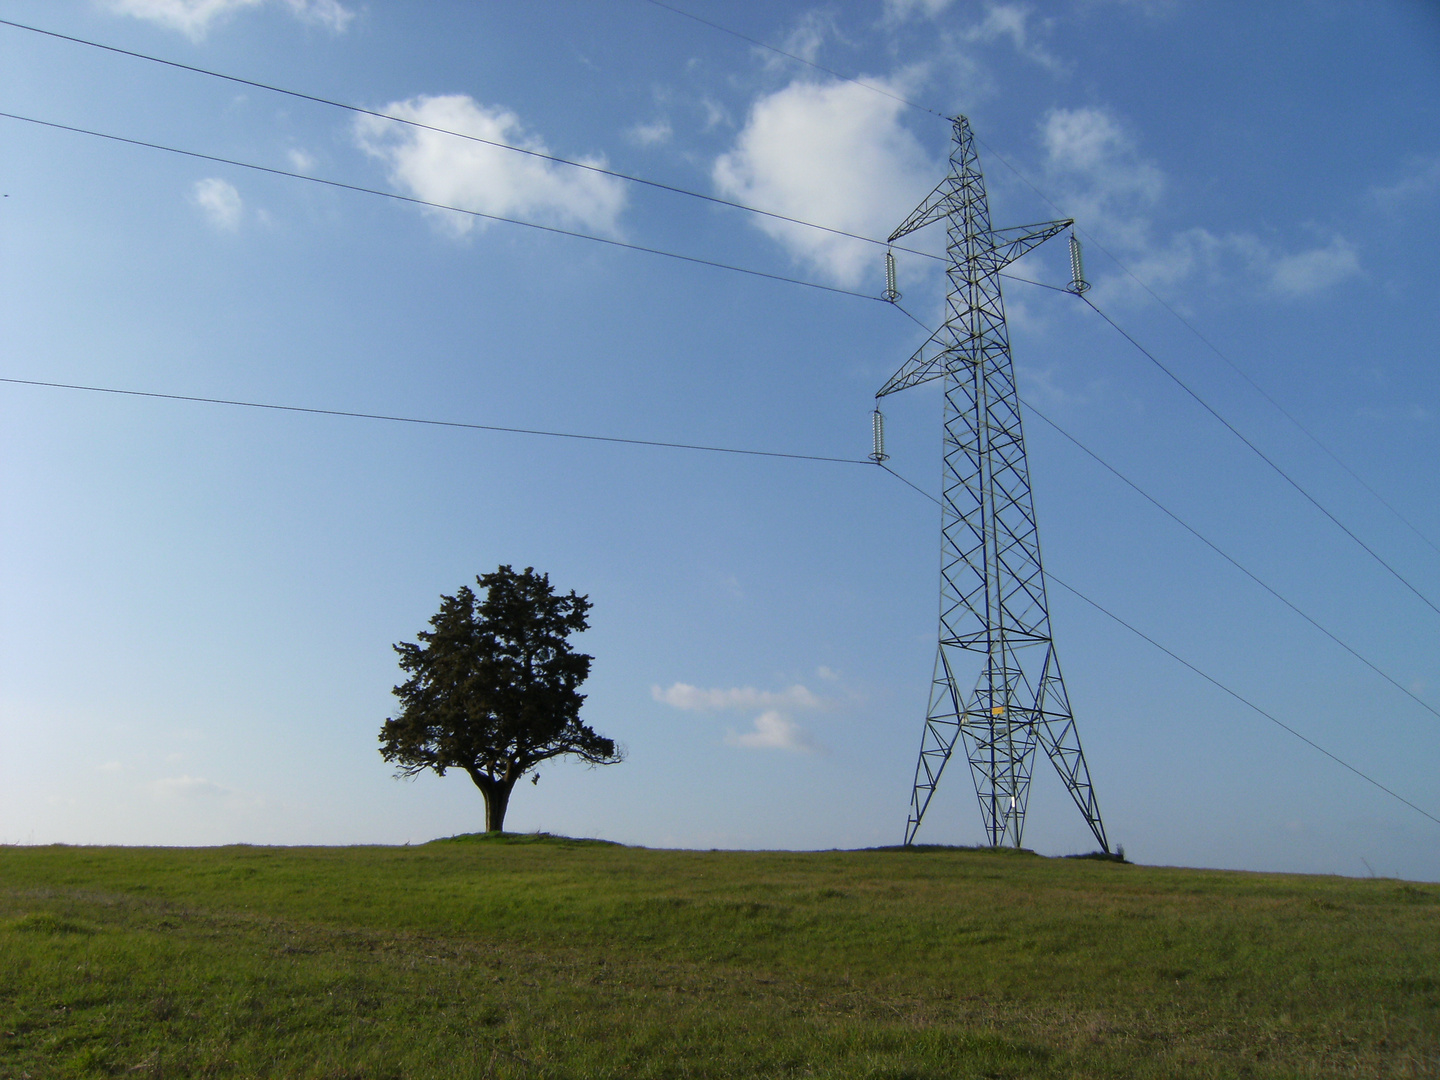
[379, 566, 621, 831]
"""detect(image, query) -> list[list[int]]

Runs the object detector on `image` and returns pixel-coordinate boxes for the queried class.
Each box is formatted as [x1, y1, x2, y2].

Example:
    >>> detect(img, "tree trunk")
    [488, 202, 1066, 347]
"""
[485, 781, 512, 832]
[470, 775, 514, 833]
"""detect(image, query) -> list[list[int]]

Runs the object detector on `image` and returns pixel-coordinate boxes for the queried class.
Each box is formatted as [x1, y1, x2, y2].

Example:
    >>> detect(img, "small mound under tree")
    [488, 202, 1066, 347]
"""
[379, 565, 622, 832]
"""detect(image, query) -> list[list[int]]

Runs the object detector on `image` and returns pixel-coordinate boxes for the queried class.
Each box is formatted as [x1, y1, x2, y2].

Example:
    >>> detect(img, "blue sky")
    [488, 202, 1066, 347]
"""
[2, 0, 1438, 880]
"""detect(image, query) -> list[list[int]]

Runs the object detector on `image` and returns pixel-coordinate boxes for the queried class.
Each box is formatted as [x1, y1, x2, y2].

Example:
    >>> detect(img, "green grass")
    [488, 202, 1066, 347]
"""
[1, 836, 1437, 1078]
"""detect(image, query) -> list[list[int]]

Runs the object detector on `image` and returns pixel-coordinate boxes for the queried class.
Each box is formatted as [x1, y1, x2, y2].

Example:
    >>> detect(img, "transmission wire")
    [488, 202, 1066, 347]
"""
[0, 376, 870, 465]
[889, 288, 1440, 719]
[11, 8, 1433, 830]
[980, 147, 1440, 557]
[876, 463, 1440, 829]
[998, 274, 1439, 614]
[0, 16, 946, 269]
[1022, 401, 1440, 723]
[1078, 293, 1440, 618]
[633, 2, 1440, 557]
[0, 110, 881, 303]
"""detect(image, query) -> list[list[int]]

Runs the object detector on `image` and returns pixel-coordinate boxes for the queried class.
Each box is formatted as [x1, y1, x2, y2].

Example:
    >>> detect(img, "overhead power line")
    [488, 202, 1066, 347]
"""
[1046, 574, 1440, 830]
[1079, 294, 1440, 619]
[0, 110, 881, 303]
[878, 463, 1440, 830]
[0, 16, 946, 269]
[634, 3, 1440, 560]
[18, 9, 1418, 566]
[903, 278, 1440, 621]
[9, 368, 1432, 829]
[0, 376, 871, 465]
[1022, 400, 1440, 724]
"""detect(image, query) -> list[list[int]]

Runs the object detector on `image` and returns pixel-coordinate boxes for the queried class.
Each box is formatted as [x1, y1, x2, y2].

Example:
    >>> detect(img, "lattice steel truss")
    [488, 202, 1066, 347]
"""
[878, 115, 1109, 851]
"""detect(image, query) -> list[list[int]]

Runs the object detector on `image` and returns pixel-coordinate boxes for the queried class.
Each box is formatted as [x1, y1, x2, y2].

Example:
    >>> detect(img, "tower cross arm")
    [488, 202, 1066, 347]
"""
[889, 178, 959, 242]
[983, 220, 1072, 272]
[876, 326, 953, 398]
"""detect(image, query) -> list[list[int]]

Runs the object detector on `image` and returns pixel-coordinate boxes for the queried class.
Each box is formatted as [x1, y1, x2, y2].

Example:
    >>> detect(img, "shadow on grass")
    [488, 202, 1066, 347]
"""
[865, 844, 1130, 864]
[427, 831, 625, 848]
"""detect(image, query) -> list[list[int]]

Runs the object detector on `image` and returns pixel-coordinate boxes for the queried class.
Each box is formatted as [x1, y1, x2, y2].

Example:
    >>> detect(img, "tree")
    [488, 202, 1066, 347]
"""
[379, 565, 622, 832]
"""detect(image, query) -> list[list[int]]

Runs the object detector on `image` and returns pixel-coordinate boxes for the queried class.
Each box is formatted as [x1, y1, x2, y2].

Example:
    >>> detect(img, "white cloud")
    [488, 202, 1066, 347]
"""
[714, 76, 937, 287]
[106, 0, 352, 39]
[1370, 154, 1440, 208]
[287, 147, 317, 172]
[1040, 106, 1163, 249]
[656, 682, 829, 755]
[190, 177, 243, 230]
[150, 774, 263, 809]
[354, 95, 628, 238]
[700, 98, 729, 131]
[884, 0, 956, 21]
[1035, 109, 1358, 302]
[98, 761, 124, 773]
[626, 119, 673, 147]
[961, 5, 1062, 71]
[152, 774, 228, 799]
[1090, 225, 1361, 305]
[652, 682, 824, 712]
[773, 11, 835, 67]
[724, 710, 819, 753]
[1267, 236, 1360, 297]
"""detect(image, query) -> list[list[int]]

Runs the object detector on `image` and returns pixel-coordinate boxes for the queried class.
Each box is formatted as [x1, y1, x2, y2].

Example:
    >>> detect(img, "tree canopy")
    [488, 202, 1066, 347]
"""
[379, 565, 621, 832]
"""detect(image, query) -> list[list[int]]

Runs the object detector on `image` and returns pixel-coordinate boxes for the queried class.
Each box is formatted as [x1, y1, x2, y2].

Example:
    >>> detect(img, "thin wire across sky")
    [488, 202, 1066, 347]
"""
[1, 9, 1435, 831]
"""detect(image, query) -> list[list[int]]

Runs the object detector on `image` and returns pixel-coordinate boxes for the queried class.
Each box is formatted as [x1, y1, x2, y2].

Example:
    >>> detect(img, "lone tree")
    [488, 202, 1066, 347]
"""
[379, 565, 622, 832]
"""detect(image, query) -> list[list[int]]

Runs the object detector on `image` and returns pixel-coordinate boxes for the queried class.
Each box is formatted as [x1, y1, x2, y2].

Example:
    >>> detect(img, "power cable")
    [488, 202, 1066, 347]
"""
[877, 462, 1440, 829]
[1022, 400, 1440, 724]
[40, 4, 1415, 570]
[901, 278, 1440, 619]
[633, 3, 1440, 559]
[1079, 293, 1440, 618]
[8, 376, 1433, 828]
[0, 376, 871, 465]
[888, 287, 1440, 719]
[0, 16, 947, 269]
[1047, 574, 1440, 830]
[0, 110, 882, 303]
[980, 145, 1440, 557]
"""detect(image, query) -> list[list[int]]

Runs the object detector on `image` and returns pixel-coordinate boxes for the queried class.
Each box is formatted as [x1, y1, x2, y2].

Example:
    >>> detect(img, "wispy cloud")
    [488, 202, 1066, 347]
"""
[625, 119, 673, 147]
[652, 682, 823, 711]
[1267, 236, 1360, 297]
[714, 75, 937, 287]
[191, 177, 243, 230]
[1038, 108, 1359, 302]
[105, 0, 353, 40]
[150, 774, 264, 809]
[286, 147, 318, 172]
[653, 681, 828, 754]
[1369, 154, 1440, 209]
[724, 710, 818, 753]
[961, 5, 1062, 71]
[770, 10, 837, 67]
[884, 0, 956, 21]
[1040, 106, 1163, 250]
[354, 95, 628, 238]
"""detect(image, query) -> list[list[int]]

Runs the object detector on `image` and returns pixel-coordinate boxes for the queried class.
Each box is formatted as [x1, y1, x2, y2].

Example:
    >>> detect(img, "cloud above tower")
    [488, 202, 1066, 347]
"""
[713, 77, 938, 289]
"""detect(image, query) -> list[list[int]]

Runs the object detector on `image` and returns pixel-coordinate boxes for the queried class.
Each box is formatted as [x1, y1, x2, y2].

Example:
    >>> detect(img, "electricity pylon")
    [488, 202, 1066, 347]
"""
[877, 115, 1109, 852]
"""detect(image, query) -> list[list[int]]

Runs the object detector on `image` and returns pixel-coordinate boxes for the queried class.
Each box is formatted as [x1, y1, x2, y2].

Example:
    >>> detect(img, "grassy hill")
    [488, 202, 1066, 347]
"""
[1, 836, 1436, 1078]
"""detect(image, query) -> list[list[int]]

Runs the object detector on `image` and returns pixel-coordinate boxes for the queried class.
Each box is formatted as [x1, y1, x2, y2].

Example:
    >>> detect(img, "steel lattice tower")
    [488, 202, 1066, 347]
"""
[877, 115, 1109, 852]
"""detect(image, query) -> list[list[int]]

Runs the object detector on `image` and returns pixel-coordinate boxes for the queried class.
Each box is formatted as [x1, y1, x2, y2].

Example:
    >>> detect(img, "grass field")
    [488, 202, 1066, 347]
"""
[1, 835, 1437, 1079]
